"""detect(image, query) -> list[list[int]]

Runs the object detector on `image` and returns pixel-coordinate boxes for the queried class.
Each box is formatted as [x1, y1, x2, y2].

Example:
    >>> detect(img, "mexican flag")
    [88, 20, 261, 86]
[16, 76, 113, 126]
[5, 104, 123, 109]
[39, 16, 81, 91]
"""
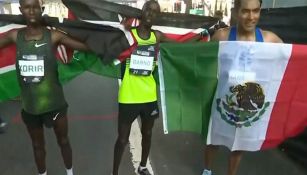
[159, 41, 307, 151]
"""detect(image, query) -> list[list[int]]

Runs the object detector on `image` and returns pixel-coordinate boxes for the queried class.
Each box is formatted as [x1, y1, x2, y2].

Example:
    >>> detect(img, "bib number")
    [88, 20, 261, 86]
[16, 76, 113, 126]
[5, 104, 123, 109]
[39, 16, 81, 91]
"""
[19, 55, 45, 83]
[130, 45, 156, 76]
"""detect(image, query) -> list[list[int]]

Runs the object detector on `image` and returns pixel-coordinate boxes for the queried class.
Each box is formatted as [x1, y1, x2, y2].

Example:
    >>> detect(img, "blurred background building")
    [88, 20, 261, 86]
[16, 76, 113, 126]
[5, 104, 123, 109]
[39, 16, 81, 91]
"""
[0, 0, 68, 17]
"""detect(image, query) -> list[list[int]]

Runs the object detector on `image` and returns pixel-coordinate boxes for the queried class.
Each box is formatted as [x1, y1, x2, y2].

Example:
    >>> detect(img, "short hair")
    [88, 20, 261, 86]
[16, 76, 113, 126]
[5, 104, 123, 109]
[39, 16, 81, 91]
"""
[19, 0, 43, 6]
[234, 0, 262, 10]
[142, 0, 160, 11]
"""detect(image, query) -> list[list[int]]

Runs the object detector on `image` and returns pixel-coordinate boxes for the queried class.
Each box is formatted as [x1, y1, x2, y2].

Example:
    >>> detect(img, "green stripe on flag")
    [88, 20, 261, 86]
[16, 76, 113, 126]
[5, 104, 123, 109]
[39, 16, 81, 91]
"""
[59, 51, 121, 82]
[0, 70, 20, 102]
[159, 42, 219, 139]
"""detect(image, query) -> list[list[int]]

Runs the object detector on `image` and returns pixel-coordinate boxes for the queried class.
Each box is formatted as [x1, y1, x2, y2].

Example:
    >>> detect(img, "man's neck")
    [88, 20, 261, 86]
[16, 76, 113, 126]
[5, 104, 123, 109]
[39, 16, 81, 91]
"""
[136, 24, 151, 39]
[236, 26, 256, 41]
[25, 26, 44, 40]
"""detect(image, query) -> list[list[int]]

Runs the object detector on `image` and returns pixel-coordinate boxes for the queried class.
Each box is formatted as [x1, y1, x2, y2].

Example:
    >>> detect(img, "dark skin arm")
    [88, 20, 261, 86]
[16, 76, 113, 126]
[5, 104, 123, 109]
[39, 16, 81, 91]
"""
[51, 29, 90, 51]
[0, 30, 18, 48]
[211, 27, 230, 41]
[0, 28, 89, 51]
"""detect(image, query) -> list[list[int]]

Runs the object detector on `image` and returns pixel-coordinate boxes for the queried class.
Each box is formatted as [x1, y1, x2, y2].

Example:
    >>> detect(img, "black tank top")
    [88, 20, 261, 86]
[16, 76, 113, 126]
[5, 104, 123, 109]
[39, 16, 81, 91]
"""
[16, 28, 67, 115]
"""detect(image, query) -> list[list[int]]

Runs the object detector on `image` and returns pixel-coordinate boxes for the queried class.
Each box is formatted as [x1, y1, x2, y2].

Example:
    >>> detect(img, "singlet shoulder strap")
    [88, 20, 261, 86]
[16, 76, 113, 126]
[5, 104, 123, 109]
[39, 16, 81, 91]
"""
[16, 28, 26, 44]
[255, 27, 264, 42]
[228, 26, 237, 41]
[228, 26, 264, 42]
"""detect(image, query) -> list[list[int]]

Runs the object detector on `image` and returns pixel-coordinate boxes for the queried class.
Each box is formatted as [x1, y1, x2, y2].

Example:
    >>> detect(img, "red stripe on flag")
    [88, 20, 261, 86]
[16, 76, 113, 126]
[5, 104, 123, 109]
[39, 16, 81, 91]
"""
[0, 31, 17, 68]
[118, 44, 137, 62]
[68, 10, 77, 20]
[262, 44, 307, 149]
[0, 45, 16, 68]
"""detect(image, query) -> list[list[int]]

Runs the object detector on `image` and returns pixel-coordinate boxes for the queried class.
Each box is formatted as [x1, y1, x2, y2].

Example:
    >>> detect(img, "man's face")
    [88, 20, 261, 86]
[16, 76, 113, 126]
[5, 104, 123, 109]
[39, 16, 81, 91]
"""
[141, 2, 160, 27]
[236, 0, 261, 32]
[19, 0, 43, 24]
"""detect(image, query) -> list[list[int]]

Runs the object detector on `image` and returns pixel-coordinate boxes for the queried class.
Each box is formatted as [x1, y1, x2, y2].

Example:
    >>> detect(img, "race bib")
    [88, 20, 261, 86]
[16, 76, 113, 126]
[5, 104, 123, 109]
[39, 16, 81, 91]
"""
[130, 45, 156, 76]
[19, 55, 45, 83]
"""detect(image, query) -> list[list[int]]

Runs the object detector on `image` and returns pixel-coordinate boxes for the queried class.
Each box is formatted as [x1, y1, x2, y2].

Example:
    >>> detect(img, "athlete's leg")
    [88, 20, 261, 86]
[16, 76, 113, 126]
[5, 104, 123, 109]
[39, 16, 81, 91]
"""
[227, 151, 243, 175]
[26, 126, 46, 174]
[113, 120, 133, 175]
[53, 113, 72, 170]
[204, 145, 219, 171]
[139, 117, 155, 167]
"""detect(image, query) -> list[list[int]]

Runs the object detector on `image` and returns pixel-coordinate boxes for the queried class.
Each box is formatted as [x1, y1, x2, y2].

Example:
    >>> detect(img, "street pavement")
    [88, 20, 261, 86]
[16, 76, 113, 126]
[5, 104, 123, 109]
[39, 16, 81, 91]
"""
[0, 72, 306, 175]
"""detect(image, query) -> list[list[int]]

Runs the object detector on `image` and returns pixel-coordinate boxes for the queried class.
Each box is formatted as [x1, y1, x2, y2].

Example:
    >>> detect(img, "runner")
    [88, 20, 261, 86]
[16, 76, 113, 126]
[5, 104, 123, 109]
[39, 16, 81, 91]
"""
[112, 0, 188, 175]
[0, 0, 89, 174]
[202, 0, 282, 175]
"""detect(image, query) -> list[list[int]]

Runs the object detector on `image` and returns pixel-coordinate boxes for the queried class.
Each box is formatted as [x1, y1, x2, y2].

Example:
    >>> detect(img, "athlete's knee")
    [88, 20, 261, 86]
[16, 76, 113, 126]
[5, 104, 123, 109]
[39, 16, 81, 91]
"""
[57, 137, 70, 147]
[231, 151, 243, 157]
[32, 141, 45, 151]
[141, 129, 152, 138]
[116, 136, 129, 146]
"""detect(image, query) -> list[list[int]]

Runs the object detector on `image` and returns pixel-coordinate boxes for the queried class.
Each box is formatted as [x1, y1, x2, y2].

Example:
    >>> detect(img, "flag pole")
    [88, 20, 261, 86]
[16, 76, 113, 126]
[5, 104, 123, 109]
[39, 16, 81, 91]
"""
[157, 52, 169, 134]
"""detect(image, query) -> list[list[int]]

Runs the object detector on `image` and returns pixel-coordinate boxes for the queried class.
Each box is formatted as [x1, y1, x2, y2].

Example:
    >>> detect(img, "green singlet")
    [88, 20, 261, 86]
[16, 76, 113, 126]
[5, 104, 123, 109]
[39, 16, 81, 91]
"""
[16, 28, 67, 115]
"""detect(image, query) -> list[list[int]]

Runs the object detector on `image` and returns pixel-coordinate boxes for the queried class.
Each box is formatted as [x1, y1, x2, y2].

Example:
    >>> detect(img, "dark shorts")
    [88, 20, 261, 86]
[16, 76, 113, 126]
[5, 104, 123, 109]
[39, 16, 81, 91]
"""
[118, 101, 159, 124]
[21, 107, 68, 128]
